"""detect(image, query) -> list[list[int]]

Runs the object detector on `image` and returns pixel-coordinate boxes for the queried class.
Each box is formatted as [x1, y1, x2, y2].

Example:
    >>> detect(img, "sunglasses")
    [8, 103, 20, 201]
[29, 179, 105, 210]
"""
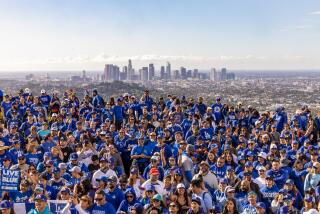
[18, 158, 25, 160]
[127, 195, 133, 198]
[153, 199, 160, 202]
[95, 198, 103, 201]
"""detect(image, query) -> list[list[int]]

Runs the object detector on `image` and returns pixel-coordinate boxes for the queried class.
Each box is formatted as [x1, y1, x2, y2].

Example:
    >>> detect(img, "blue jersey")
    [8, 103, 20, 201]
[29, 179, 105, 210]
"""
[260, 186, 279, 209]
[112, 105, 124, 122]
[90, 202, 116, 214]
[210, 164, 227, 179]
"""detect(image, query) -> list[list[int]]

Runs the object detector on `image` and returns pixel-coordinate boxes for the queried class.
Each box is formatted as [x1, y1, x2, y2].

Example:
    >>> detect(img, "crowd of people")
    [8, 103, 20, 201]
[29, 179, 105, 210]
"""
[0, 88, 319, 214]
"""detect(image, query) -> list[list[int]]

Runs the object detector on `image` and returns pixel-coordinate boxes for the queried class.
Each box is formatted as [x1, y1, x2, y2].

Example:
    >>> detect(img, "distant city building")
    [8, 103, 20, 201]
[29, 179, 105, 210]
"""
[128, 59, 134, 81]
[211, 67, 235, 82]
[149, 63, 155, 80]
[160, 66, 165, 79]
[180, 67, 187, 79]
[174, 70, 179, 80]
[166, 62, 171, 80]
[193, 69, 199, 78]
[187, 70, 192, 78]
[140, 67, 149, 82]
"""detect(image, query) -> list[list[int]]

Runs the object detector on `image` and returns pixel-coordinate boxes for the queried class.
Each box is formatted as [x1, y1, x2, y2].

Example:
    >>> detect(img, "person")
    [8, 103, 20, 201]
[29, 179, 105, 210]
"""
[187, 196, 205, 214]
[141, 167, 165, 195]
[190, 178, 213, 213]
[28, 194, 51, 214]
[105, 175, 124, 210]
[196, 161, 218, 191]
[117, 188, 139, 214]
[222, 198, 239, 214]
[91, 189, 116, 214]
[91, 157, 118, 188]
[304, 162, 320, 191]
[61, 195, 92, 214]
[0, 200, 14, 214]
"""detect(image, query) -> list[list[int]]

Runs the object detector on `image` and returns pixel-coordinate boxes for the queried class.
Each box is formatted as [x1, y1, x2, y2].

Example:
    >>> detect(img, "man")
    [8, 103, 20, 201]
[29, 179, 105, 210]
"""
[141, 167, 165, 195]
[143, 155, 165, 181]
[28, 194, 51, 214]
[92, 89, 104, 109]
[105, 175, 124, 210]
[253, 166, 267, 189]
[266, 158, 288, 189]
[210, 157, 227, 179]
[91, 157, 117, 188]
[196, 161, 218, 191]
[190, 178, 213, 213]
[242, 191, 264, 213]
[179, 144, 194, 183]
[48, 167, 67, 200]
[91, 189, 116, 214]
[260, 173, 279, 211]
[10, 152, 29, 171]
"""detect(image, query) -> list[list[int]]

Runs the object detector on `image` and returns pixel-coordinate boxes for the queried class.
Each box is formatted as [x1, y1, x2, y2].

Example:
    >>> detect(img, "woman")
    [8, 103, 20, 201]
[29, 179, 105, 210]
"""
[222, 198, 239, 214]
[187, 196, 205, 214]
[172, 183, 190, 213]
[0, 200, 14, 214]
[145, 194, 167, 214]
[304, 162, 320, 191]
[117, 188, 139, 214]
[62, 195, 92, 214]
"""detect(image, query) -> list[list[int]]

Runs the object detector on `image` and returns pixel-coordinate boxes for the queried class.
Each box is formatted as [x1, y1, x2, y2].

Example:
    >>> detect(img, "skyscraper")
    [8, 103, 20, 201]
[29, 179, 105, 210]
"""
[141, 67, 149, 82]
[166, 62, 171, 80]
[128, 59, 133, 81]
[160, 66, 165, 80]
[149, 63, 155, 81]
[221, 68, 227, 81]
[180, 67, 187, 79]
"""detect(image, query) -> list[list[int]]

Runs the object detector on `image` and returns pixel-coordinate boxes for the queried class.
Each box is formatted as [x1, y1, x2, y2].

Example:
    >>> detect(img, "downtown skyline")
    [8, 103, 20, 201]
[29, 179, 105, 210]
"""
[0, 0, 320, 71]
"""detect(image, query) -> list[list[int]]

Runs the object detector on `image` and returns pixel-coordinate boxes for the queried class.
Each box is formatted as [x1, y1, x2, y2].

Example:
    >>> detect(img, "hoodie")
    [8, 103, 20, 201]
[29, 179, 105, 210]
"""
[117, 188, 140, 214]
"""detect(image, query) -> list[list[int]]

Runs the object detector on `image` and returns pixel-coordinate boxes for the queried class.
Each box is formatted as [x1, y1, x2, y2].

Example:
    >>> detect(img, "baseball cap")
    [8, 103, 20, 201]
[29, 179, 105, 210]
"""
[69, 153, 78, 161]
[107, 175, 117, 183]
[191, 196, 201, 205]
[177, 183, 186, 189]
[153, 194, 163, 201]
[285, 179, 294, 185]
[258, 152, 267, 159]
[53, 168, 60, 174]
[58, 163, 67, 169]
[149, 168, 159, 175]
[219, 178, 228, 184]
[70, 166, 81, 173]
[96, 176, 108, 183]
[61, 187, 71, 194]
[245, 161, 253, 167]
[0, 200, 12, 210]
[130, 168, 139, 174]
[34, 194, 47, 202]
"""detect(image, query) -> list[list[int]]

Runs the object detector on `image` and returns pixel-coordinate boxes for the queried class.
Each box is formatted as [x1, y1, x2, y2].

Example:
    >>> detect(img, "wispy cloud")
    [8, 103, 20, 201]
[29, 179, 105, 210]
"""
[310, 11, 320, 15]
[280, 25, 313, 32]
[11, 54, 267, 65]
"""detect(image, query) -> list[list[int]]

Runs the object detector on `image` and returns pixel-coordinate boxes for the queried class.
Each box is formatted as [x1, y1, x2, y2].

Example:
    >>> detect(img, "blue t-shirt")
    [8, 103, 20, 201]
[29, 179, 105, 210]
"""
[91, 202, 116, 214]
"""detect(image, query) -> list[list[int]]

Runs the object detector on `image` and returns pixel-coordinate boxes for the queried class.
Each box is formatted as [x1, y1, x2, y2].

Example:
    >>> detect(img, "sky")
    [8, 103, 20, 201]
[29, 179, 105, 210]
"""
[0, 0, 320, 71]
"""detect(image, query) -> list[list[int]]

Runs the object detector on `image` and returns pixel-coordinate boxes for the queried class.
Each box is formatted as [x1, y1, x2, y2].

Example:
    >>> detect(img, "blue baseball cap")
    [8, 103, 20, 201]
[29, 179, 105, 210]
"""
[245, 161, 253, 167]
[53, 168, 60, 174]
[219, 178, 228, 184]
[34, 194, 47, 202]
[69, 153, 78, 161]
[0, 200, 12, 210]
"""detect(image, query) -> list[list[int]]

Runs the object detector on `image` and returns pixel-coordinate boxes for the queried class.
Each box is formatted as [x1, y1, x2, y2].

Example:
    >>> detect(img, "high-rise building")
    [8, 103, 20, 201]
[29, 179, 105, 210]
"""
[193, 69, 199, 78]
[141, 67, 149, 82]
[166, 62, 171, 80]
[104, 64, 114, 81]
[180, 67, 187, 79]
[127, 59, 133, 81]
[160, 66, 165, 80]
[187, 70, 192, 78]
[174, 70, 179, 80]
[211, 68, 217, 81]
[149, 63, 155, 80]
[221, 68, 227, 81]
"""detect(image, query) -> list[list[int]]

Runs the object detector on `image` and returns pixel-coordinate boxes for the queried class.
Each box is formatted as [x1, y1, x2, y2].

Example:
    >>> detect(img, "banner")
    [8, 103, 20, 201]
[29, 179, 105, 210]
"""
[0, 169, 20, 192]
[13, 200, 68, 214]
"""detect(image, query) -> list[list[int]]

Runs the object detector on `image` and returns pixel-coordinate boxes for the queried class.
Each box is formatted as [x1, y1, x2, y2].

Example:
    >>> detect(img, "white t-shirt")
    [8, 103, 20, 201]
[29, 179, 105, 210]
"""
[91, 168, 117, 188]
[141, 179, 165, 195]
